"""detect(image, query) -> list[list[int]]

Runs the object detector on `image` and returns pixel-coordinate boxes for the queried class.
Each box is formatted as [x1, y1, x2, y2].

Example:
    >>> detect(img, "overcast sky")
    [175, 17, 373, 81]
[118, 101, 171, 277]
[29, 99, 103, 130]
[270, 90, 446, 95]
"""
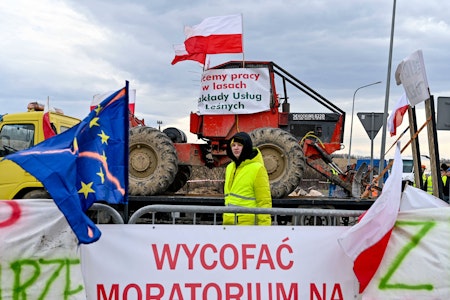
[1, 0, 449, 160]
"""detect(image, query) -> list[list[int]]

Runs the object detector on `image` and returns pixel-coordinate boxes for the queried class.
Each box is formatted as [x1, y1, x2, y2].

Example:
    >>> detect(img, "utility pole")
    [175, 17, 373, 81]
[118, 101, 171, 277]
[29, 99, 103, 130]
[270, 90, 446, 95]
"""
[379, 0, 397, 185]
[347, 81, 382, 166]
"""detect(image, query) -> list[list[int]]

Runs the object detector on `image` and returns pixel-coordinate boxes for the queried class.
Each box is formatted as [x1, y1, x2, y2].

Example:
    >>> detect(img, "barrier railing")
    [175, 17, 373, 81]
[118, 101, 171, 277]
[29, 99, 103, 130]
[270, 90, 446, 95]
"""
[88, 203, 125, 224]
[127, 204, 365, 226]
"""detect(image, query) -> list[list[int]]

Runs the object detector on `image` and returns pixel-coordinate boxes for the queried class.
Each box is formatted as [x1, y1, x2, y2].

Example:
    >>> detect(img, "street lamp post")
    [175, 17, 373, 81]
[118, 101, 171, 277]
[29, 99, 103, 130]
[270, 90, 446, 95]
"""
[347, 81, 382, 166]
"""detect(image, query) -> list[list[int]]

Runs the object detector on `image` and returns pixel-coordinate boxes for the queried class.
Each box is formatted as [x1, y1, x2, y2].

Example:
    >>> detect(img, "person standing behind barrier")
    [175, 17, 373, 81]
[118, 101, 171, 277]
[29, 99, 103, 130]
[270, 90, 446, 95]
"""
[223, 132, 272, 225]
[443, 167, 450, 203]
[441, 163, 449, 202]
[328, 168, 338, 197]
[421, 165, 433, 194]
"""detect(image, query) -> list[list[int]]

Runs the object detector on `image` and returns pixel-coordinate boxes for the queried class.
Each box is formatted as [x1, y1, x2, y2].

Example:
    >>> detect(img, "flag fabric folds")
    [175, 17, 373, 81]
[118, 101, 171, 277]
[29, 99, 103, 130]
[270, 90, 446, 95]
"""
[92, 88, 136, 114]
[43, 98, 56, 139]
[338, 142, 403, 293]
[42, 112, 56, 139]
[171, 14, 243, 65]
[5, 85, 129, 244]
[394, 49, 430, 106]
[184, 14, 243, 55]
[400, 184, 449, 211]
[387, 93, 410, 136]
[171, 44, 207, 65]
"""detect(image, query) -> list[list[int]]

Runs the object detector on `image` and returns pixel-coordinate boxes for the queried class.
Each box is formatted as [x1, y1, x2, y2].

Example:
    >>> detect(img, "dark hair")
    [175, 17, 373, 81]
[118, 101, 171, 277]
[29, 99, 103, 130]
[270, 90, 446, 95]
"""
[226, 132, 256, 165]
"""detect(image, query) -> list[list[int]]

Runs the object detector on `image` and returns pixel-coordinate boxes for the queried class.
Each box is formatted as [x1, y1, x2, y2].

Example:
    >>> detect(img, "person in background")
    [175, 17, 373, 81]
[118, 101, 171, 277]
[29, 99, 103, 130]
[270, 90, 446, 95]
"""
[417, 164, 426, 188]
[223, 132, 272, 226]
[441, 163, 448, 202]
[421, 165, 433, 194]
[446, 168, 450, 203]
[328, 168, 338, 197]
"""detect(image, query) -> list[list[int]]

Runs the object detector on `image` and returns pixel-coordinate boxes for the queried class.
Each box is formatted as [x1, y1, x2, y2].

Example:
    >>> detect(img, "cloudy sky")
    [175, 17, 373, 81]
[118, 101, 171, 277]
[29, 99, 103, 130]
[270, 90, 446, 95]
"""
[1, 0, 449, 160]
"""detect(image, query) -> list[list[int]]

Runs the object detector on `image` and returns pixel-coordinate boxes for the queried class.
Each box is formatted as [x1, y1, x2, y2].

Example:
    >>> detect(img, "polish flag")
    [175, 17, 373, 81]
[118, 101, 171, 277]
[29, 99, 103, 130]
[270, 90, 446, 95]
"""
[338, 142, 403, 293]
[43, 99, 56, 139]
[43, 112, 56, 139]
[91, 89, 136, 113]
[183, 14, 243, 55]
[387, 93, 410, 136]
[171, 44, 207, 65]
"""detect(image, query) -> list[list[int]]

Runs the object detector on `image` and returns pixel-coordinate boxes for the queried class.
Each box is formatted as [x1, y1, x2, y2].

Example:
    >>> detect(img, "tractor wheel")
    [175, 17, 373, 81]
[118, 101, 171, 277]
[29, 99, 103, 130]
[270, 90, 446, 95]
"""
[23, 189, 50, 199]
[166, 165, 192, 193]
[162, 127, 190, 193]
[163, 127, 187, 143]
[129, 126, 178, 195]
[292, 206, 334, 226]
[250, 127, 305, 198]
[299, 215, 333, 226]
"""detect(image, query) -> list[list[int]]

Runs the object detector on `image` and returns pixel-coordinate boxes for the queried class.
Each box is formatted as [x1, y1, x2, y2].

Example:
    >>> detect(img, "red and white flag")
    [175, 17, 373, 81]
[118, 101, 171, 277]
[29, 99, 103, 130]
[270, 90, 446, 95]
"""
[43, 98, 56, 139]
[338, 142, 403, 293]
[387, 93, 410, 136]
[91, 89, 136, 113]
[183, 14, 243, 55]
[171, 44, 207, 65]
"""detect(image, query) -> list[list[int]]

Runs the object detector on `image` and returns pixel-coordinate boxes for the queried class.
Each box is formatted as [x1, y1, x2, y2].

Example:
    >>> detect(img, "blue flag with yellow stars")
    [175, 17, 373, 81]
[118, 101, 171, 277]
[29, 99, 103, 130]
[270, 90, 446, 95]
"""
[5, 84, 129, 244]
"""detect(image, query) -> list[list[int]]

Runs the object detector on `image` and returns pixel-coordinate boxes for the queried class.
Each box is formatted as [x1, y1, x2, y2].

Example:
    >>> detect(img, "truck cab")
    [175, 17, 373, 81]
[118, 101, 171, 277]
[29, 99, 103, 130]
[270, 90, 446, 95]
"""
[388, 155, 430, 186]
[0, 105, 80, 199]
[405, 155, 431, 183]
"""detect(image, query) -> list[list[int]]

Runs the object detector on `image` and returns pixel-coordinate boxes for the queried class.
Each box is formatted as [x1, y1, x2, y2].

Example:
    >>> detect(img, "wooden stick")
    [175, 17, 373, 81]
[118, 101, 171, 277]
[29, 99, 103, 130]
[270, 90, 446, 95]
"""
[361, 116, 432, 198]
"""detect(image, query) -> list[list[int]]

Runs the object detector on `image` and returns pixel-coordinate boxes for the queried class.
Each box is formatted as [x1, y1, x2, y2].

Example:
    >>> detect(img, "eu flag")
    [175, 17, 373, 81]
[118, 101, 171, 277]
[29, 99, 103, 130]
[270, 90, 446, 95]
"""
[5, 84, 129, 244]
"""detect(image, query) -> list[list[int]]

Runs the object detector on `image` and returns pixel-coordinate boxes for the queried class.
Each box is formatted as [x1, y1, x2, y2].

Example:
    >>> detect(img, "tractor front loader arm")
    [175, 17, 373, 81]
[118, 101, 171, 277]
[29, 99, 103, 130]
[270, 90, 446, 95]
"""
[303, 139, 367, 198]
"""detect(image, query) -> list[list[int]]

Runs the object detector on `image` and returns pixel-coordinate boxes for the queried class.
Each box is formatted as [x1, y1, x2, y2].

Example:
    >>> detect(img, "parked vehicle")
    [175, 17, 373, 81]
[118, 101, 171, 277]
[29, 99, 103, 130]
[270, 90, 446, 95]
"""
[1, 61, 367, 200]
[0, 104, 79, 199]
[395, 155, 430, 185]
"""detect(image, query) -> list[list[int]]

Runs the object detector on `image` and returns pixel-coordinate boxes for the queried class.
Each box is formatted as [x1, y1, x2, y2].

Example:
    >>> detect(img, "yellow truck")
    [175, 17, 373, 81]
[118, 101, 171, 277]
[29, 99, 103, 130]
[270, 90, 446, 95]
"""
[0, 103, 80, 199]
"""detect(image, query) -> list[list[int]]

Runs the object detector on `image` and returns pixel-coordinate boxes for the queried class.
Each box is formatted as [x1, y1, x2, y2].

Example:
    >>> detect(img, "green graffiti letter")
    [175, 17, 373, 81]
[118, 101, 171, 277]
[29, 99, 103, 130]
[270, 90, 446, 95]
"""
[10, 258, 83, 300]
[11, 259, 41, 300]
[379, 220, 435, 291]
[38, 258, 83, 300]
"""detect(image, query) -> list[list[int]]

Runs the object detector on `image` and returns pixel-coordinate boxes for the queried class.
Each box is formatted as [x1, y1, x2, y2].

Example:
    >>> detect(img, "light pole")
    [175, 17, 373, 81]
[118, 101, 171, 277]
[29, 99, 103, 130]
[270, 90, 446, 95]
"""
[347, 81, 382, 166]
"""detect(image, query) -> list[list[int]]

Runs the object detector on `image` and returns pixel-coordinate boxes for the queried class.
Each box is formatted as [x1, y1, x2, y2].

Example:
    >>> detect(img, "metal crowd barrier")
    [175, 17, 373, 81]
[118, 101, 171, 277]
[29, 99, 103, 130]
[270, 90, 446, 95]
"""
[88, 203, 125, 224]
[127, 205, 365, 226]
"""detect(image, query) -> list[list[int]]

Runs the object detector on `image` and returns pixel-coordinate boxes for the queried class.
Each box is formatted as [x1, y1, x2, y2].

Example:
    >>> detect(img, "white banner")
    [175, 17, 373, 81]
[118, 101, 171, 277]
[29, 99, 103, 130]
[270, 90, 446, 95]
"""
[395, 49, 430, 106]
[363, 207, 450, 299]
[81, 225, 358, 299]
[0, 200, 85, 299]
[3, 199, 450, 300]
[198, 68, 271, 115]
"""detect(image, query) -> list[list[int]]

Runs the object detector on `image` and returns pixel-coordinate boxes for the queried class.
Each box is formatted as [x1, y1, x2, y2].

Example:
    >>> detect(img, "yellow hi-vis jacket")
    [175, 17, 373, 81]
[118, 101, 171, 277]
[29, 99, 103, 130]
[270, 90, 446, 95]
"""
[223, 148, 272, 225]
[423, 174, 433, 194]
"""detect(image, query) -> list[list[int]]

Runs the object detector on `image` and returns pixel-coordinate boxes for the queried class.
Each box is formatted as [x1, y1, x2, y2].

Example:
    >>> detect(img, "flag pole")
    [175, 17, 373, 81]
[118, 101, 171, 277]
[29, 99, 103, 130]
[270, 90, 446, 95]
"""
[47, 96, 51, 122]
[362, 116, 431, 198]
[378, 0, 397, 186]
[384, 126, 409, 155]
[125, 80, 129, 203]
[370, 117, 431, 188]
[241, 13, 245, 68]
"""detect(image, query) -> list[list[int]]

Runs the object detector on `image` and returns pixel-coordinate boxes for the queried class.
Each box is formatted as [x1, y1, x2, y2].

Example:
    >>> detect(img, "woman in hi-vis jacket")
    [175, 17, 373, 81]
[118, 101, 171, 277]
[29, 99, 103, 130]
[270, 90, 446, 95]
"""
[223, 132, 272, 225]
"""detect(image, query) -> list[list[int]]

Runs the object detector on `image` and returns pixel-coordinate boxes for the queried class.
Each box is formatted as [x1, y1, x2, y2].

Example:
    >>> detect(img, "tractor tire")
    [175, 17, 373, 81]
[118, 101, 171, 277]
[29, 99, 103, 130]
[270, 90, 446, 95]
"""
[23, 189, 50, 199]
[129, 126, 178, 196]
[292, 205, 334, 226]
[162, 127, 191, 193]
[166, 165, 192, 193]
[163, 127, 187, 143]
[250, 127, 305, 198]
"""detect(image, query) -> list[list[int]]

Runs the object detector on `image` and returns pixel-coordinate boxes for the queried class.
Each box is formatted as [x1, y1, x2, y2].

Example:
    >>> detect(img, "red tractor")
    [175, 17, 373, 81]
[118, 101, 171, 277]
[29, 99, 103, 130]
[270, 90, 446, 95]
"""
[128, 61, 354, 198]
